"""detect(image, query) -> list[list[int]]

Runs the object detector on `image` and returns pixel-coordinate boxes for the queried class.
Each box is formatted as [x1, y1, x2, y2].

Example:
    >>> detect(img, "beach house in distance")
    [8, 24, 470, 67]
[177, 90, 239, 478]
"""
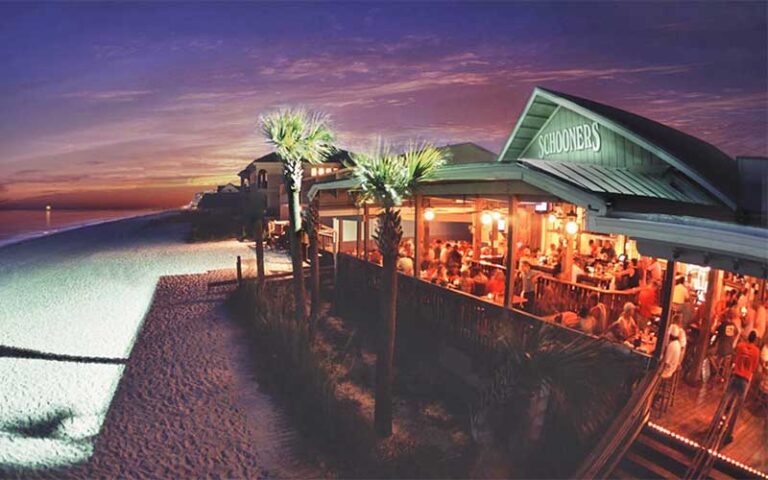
[237, 149, 352, 219]
[237, 143, 496, 221]
[307, 87, 768, 478]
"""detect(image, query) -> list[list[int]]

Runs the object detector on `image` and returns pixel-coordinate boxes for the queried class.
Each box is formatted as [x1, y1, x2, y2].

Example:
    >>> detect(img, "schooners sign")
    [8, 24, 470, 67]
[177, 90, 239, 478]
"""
[538, 122, 601, 156]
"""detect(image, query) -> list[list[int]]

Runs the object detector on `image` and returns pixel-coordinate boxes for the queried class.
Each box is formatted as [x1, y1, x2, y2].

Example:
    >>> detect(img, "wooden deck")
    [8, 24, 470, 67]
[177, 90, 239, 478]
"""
[652, 378, 768, 473]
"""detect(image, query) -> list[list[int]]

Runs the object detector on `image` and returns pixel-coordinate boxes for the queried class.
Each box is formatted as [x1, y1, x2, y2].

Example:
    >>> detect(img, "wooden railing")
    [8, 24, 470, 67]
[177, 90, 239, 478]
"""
[336, 253, 649, 363]
[532, 275, 641, 327]
[573, 365, 661, 478]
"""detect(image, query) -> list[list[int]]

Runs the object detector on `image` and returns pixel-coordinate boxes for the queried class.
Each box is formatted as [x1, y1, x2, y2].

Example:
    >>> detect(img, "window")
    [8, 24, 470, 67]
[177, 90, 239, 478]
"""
[310, 167, 317, 176]
[257, 169, 268, 189]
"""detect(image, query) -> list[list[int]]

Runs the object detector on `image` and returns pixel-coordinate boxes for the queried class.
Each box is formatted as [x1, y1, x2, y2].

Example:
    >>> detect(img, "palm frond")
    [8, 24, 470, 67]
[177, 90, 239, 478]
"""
[260, 108, 335, 165]
[350, 139, 447, 208]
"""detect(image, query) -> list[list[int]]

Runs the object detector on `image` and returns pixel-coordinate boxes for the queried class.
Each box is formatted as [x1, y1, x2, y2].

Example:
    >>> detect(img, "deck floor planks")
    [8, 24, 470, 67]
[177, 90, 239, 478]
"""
[653, 379, 768, 473]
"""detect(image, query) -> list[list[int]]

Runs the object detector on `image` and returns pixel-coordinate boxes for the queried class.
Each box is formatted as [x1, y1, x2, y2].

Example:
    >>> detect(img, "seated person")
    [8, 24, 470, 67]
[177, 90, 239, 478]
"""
[578, 306, 597, 334]
[471, 266, 488, 296]
[421, 260, 438, 280]
[555, 310, 580, 329]
[605, 302, 640, 343]
[486, 270, 506, 296]
[458, 269, 475, 294]
[396, 254, 414, 276]
[431, 264, 449, 286]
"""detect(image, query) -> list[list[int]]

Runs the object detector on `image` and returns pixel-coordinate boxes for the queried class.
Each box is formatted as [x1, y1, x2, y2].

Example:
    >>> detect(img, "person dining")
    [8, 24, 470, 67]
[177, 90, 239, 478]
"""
[431, 264, 450, 286]
[396, 252, 414, 276]
[471, 266, 488, 296]
[458, 269, 475, 294]
[486, 270, 506, 297]
[577, 306, 597, 335]
[605, 302, 640, 344]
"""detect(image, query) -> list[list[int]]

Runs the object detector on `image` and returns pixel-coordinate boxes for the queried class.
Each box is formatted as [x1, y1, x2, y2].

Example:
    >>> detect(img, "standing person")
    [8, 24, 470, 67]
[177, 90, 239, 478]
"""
[647, 257, 663, 285]
[570, 258, 585, 284]
[662, 324, 683, 379]
[722, 331, 760, 445]
[520, 261, 539, 313]
[714, 309, 739, 382]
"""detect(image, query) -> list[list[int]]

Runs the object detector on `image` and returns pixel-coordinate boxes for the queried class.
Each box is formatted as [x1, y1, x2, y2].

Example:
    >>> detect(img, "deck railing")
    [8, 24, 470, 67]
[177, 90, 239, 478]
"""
[336, 253, 648, 363]
[573, 366, 661, 478]
[532, 275, 641, 325]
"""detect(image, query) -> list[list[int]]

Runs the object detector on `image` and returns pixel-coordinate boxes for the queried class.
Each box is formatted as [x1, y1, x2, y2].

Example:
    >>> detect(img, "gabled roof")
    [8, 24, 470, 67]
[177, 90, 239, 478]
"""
[239, 149, 353, 178]
[440, 142, 497, 165]
[498, 87, 738, 210]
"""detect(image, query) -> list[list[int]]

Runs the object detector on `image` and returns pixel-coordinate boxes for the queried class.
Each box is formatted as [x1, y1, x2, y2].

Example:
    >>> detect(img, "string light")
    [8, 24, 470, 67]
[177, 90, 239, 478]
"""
[646, 422, 768, 478]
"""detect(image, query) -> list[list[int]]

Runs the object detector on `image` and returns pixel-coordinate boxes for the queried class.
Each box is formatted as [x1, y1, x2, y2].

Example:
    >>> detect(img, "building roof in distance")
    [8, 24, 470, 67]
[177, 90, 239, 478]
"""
[239, 149, 353, 178]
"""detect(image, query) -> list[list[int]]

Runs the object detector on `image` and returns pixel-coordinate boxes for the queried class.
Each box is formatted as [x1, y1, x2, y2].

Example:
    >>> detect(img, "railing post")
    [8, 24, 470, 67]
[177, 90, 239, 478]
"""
[236, 255, 242, 286]
[504, 195, 518, 308]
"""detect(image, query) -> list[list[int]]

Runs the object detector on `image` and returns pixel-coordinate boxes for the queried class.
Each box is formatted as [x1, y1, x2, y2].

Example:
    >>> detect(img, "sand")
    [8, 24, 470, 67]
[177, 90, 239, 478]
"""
[0, 214, 297, 472]
[4, 272, 321, 479]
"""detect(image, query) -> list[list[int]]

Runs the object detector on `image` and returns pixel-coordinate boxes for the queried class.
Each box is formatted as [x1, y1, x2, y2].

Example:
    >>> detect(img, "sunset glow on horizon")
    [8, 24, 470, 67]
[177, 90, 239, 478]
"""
[1, 2, 766, 209]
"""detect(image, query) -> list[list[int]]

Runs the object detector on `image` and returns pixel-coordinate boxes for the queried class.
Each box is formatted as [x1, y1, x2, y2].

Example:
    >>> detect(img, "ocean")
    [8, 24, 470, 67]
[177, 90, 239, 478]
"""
[0, 209, 159, 248]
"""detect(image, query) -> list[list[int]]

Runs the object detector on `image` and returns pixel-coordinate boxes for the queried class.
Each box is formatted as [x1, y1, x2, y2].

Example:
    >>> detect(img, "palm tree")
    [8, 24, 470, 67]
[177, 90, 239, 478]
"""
[260, 108, 334, 325]
[349, 141, 447, 437]
[471, 324, 638, 477]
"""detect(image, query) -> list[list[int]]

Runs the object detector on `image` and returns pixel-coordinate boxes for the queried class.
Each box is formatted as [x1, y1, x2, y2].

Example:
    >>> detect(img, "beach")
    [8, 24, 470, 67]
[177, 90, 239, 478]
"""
[0, 213, 293, 471]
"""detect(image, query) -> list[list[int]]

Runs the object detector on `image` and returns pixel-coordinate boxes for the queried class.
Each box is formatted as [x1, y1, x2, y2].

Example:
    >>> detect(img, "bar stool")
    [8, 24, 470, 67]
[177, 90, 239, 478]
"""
[654, 373, 676, 416]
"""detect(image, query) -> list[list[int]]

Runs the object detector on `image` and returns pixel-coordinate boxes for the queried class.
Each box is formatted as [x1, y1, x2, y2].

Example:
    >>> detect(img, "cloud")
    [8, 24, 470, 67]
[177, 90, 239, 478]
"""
[60, 90, 154, 102]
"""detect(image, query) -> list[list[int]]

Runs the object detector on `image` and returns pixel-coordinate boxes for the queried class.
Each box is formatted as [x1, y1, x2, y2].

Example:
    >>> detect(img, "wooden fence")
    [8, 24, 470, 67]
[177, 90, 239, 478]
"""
[335, 253, 648, 366]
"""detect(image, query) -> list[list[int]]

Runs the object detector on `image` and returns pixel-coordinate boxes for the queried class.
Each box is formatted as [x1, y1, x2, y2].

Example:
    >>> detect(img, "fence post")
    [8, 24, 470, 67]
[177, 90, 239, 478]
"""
[236, 255, 243, 286]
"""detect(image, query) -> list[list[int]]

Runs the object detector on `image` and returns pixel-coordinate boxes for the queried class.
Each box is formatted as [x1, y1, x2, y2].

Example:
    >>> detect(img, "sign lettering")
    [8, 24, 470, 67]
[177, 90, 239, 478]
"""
[538, 122, 601, 157]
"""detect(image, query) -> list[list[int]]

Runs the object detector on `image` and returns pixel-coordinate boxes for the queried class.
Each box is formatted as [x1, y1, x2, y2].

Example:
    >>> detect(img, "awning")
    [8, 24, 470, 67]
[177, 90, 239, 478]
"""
[587, 213, 768, 278]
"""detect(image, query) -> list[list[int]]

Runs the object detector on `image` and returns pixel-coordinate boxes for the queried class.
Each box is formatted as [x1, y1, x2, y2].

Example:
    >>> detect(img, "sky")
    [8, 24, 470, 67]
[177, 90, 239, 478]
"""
[0, 2, 766, 209]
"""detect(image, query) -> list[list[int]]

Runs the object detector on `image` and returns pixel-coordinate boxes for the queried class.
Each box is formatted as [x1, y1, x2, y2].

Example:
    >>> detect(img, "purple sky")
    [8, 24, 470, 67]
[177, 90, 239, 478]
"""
[0, 2, 766, 208]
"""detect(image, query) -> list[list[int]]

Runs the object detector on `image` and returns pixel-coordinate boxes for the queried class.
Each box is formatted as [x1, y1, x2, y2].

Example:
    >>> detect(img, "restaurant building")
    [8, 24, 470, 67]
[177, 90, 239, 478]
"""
[307, 87, 768, 477]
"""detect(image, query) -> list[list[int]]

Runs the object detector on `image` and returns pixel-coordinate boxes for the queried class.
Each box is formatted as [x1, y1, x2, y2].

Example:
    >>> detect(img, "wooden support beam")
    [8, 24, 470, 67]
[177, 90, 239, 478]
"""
[473, 199, 483, 261]
[653, 260, 677, 361]
[363, 204, 370, 261]
[687, 268, 722, 384]
[504, 196, 519, 308]
[414, 194, 422, 276]
[356, 210, 363, 258]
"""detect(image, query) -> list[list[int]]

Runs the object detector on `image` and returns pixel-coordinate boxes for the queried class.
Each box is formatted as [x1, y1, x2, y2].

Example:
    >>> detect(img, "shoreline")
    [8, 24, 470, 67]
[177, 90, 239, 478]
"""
[0, 209, 177, 251]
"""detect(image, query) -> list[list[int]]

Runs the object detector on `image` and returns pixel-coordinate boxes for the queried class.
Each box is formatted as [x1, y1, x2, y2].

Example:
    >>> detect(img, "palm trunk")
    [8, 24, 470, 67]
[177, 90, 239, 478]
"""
[528, 381, 551, 445]
[308, 199, 320, 335]
[374, 206, 402, 437]
[255, 217, 265, 284]
[284, 163, 306, 325]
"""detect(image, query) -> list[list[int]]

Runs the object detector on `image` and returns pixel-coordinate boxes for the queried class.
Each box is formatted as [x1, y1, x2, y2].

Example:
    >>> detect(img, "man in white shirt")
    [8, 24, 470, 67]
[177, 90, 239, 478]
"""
[662, 324, 683, 379]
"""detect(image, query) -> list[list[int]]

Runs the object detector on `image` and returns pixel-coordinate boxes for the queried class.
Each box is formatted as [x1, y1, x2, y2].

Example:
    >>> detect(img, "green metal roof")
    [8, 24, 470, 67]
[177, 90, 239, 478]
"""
[498, 87, 737, 210]
[519, 159, 717, 206]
